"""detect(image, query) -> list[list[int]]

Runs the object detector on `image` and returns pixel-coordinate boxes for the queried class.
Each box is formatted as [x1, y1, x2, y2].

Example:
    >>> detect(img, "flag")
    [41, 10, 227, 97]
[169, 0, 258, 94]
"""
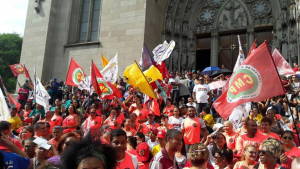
[100, 53, 118, 84]
[272, 48, 296, 76]
[9, 64, 24, 76]
[123, 62, 157, 99]
[153, 40, 176, 65]
[24, 65, 34, 90]
[233, 35, 245, 72]
[102, 54, 109, 68]
[154, 61, 170, 79]
[248, 39, 257, 56]
[0, 88, 10, 121]
[0, 76, 21, 111]
[34, 77, 51, 111]
[66, 58, 86, 87]
[143, 66, 163, 84]
[139, 44, 154, 69]
[91, 61, 122, 99]
[213, 42, 285, 120]
[78, 76, 95, 94]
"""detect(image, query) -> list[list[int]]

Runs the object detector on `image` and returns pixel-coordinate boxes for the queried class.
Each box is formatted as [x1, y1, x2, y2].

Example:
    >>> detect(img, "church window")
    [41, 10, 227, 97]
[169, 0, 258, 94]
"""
[79, 0, 101, 42]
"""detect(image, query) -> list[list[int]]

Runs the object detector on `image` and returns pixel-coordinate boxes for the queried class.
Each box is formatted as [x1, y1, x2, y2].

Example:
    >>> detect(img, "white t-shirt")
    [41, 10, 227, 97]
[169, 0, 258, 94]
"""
[169, 77, 180, 90]
[168, 116, 184, 130]
[147, 139, 159, 151]
[186, 102, 197, 108]
[193, 84, 210, 103]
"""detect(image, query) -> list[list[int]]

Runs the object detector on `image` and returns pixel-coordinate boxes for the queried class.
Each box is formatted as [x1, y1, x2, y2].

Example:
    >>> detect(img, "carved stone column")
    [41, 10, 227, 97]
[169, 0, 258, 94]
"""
[211, 30, 219, 66]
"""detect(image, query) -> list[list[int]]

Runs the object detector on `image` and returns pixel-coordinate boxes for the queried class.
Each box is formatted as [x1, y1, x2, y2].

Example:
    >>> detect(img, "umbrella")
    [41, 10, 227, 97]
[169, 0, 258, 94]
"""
[210, 69, 232, 77]
[201, 66, 220, 75]
[208, 81, 226, 90]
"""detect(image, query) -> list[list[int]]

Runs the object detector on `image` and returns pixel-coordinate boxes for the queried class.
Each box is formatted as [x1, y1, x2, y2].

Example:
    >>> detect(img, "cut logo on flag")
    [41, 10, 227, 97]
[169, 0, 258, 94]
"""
[96, 77, 112, 97]
[72, 68, 85, 85]
[15, 65, 24, 73]
[228, 65, 262, 103]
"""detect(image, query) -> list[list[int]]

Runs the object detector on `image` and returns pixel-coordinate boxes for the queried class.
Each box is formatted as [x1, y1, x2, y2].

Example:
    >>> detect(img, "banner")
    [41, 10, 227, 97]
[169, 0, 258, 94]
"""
[91, 61, 122, 99]
[66, 58, 86, 87]
[100, 53, 118, 84]
[154, 61, 170, 79]
[213, 42, 285, 120]
[0, 76, 21, 111]
[9, 64, 24, 76]
[233, 35, 245, 72]
[139, 44, 154, 70]
[78, 76, 95, 94]
[153, 40, 175, 65]
[143, 66, 163, 84]
[34, 77, 51, 111]
[272, 48, 295, 76]
[123, 62, 157, 99]
[0, 88, 10, 121]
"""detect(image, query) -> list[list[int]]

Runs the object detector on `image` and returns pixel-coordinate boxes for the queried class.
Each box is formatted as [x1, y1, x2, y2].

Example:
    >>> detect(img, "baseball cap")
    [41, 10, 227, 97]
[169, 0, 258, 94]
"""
[188, 72, 193, 75]
[150, 128, 158, 135]
[148, 111, 155, 116]
[53, 78, 57, 81]
[129, 88, 135, 92]
[157, 130, 166, 139]
[136, 142, 150, 162]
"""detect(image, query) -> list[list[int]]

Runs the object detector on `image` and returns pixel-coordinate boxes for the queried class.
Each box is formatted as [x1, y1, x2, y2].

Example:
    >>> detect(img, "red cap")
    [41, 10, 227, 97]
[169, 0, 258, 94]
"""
[188, 72, 193, 75]
[129, 88, 135, 92]
[151, 128, 158, 134]
[148, 111, 155, 116]
[22, 118, 31, 123]
[136, 142, 150, 162]
[157, 130, 166, 139]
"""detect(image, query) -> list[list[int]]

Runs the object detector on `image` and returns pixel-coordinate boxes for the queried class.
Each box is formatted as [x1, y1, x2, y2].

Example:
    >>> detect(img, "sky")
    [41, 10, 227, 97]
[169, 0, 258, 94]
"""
[0, 0, 29, 36]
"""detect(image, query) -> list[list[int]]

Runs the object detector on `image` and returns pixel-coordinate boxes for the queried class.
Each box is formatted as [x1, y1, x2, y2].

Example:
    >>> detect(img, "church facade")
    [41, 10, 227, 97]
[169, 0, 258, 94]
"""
[19, 0, 300, 83]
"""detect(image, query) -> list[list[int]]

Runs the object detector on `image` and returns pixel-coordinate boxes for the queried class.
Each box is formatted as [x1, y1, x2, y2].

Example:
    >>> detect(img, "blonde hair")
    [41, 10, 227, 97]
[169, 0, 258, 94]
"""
[189, 143, 209, 161]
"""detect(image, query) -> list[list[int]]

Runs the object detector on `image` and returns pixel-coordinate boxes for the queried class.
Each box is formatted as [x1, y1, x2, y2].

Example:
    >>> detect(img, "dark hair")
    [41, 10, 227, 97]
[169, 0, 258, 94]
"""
[165, 129, 182, 142]
[22, 137, 36, 147]
[166, 98, 172, 103]
[61, 136, 117, 169]
[134, 95, 141, 100]
[0, 121, 10, 131]
[261, 117, 272, 125]
[22, 126, 34, 135]
[127, 136, 137, 149]
[187, 106, 196, 110]
[57, 133, 77, 153]
[211, 133, 228, 156]
[110, 129, 126, 142]
[72, 99, 81, 108]
[100, 125, 110, 135]
[34, 122, 46, 130]
[135, 132, 145, 142]
[214, 148, 233, 163]
[202, 107, 210, 113]
[53, 126, 63, 131]
[281, 130, 295, 139]
[66, 105, 76, 116]
[246, 119, 257, 126]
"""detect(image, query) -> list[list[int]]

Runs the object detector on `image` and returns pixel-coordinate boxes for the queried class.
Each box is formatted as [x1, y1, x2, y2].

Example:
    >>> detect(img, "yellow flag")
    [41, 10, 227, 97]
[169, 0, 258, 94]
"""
[143, 65, 163, 84]
[101, 54, 109, 68]
[123, 62, 157, 99]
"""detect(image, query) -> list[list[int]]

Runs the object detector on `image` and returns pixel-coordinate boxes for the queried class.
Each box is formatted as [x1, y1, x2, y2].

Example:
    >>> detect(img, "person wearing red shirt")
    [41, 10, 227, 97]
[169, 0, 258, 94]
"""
[23, 103, 32, 118]
[236, 120, 267, 153]
[0, 121, 23, 152]
[163, 78, 172, 98]
[280, 130, 300, 169]
[223, 121, 238, 151]
[83, 108, 102, 136]
[17, 84, 29, 109]
[122, 118, 136, 137]
[163, 98, 174, 117]
[104, 107, 123, 130]
[34, 122, 50, 140]
[48, 126, 63, 150]
[157, 115, 174, 132]
[133, 101, 149, 124]
[39, 111, 56, 134]
[128, 95, 141, 114]
[62, 105, 80, 133]
[52, 106, 63, 126]
[260, 117, 281, 140]
[138, 111, 160, 135]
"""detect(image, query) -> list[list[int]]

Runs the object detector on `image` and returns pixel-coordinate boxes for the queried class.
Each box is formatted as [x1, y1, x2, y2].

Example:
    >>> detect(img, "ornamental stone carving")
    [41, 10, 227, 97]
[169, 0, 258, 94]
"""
[290, 4, 296, 21]
[166, 16, 173, 33]
[281, 10, 287, 25]
[182, 22, 188, 37]
[207, 0, 225, 8]
[243, 0, 255, 3]
[172, 48, 179, 70]
[251, 0, 271, 18]
[174, 19, 181, 35]
[198, 7, 216, 24]
[280, 0, 288, 9]
[181, 46, 187, 69]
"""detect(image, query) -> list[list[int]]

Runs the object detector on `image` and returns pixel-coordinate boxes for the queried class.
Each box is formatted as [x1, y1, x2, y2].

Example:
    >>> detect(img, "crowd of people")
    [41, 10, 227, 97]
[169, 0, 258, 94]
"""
[2, 66, 300, 169]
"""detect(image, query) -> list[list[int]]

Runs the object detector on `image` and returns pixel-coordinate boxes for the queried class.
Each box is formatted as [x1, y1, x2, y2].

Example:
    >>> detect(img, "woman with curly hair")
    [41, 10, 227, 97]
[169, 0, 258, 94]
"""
[183, 143, 210, 169]
[213, 148, 233, 169]
[61, 136, 117, 169]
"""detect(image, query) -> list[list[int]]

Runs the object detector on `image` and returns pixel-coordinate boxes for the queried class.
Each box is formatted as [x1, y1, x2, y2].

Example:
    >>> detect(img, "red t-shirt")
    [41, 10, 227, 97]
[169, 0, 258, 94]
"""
[17, 88, 28, 101]
[51, 116, 63, 127]
[236, 133, 267, 152]
[62, 114, 77, 132]
[84, 116, 102, 135]
[281, 146, 300, 169]
[139, 122, 160, 134]
[134, 108, 149, 124]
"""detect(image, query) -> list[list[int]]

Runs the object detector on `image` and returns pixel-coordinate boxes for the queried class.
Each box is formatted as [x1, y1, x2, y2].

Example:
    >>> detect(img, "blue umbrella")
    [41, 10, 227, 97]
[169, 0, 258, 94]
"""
[201, 66, 220, 75]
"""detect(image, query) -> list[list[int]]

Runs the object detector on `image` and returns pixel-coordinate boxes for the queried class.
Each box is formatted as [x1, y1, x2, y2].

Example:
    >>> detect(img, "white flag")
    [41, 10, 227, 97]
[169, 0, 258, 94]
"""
[153, 40, 175, 65]
[233, 35, 245, 72]
[0, 88, 10, 121]
[100, 53, 118, 84]
[34, 77, 51, 111]
[78, 76, 95, 95]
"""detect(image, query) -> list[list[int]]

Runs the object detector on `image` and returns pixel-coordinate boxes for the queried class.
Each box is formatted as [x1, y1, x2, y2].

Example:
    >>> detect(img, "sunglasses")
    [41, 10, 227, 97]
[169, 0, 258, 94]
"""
[258, 150, 271, 156]
[283, 136, 293, 140]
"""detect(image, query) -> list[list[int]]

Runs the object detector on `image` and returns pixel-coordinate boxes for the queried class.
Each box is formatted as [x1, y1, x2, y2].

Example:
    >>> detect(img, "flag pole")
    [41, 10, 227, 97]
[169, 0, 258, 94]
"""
[134, 60, 157, 99]
[265, 41, 300, 145]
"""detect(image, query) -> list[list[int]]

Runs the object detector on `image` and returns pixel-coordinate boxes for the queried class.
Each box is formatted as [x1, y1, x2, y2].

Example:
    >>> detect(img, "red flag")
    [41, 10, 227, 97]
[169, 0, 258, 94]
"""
[23, 65, 34, 90]
[91, 61, 122, 99]
[272, 48, 296, 76]
[213, 42, 285, 120]
[7, 93, 21, 111]
[154, 61, 170, 79]
[248, 39, 257, 56]
[9, 64, 24, 76]
[66, 58, 86, 87]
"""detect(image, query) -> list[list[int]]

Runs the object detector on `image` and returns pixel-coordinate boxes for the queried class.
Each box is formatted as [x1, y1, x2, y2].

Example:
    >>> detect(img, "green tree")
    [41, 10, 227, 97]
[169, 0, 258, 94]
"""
[0, 33, 23, 93]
